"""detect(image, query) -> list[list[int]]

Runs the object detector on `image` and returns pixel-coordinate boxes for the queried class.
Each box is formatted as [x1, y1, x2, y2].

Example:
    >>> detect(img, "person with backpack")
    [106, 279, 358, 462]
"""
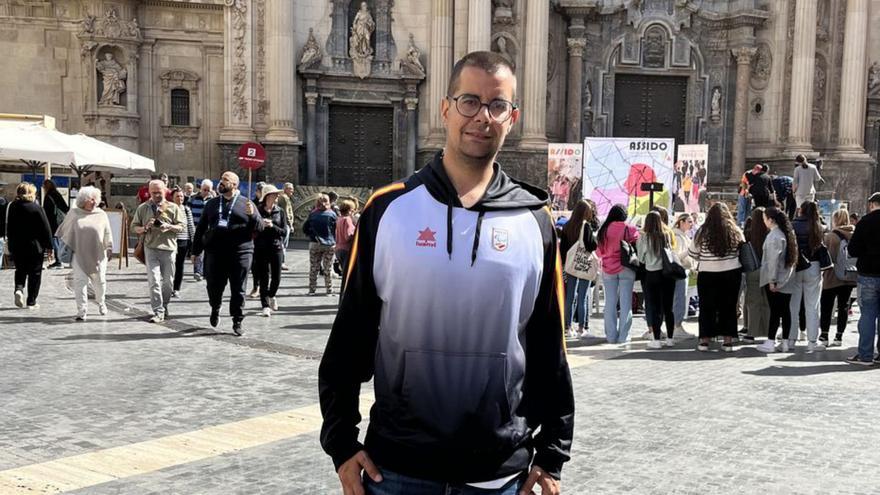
[788, 200, 826, 352]
[845, 193, 880, 365]
[560, 200, 598, 339]
[819, 209, 857, 347]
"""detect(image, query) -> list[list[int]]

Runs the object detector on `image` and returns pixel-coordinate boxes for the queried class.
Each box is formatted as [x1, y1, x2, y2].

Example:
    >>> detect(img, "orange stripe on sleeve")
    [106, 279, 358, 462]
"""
[343, 182, 406, 294]
[554, 246, 567, 354]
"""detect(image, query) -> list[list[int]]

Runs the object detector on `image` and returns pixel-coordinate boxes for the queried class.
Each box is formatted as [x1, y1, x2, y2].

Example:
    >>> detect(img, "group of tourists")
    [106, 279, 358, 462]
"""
[0, 170, 360, 336]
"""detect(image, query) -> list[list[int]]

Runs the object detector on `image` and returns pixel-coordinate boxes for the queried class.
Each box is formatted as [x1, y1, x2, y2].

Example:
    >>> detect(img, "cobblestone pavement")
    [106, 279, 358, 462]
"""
[1, 248, 879, 494]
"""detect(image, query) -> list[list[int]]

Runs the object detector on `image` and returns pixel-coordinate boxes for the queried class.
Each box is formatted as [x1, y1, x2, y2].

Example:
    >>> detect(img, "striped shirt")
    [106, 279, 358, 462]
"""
[189, 193, 211, 227]
[688, 234, 743, 273]
[176, 205, 195, 242]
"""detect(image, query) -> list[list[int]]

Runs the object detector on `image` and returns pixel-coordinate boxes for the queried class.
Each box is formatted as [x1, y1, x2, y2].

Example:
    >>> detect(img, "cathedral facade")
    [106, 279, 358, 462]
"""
[1, 0, 879, 210]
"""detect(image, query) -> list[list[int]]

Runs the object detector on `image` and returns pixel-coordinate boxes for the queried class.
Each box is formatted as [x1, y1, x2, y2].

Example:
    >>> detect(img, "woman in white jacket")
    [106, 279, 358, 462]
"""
[671, 213, 695, 338]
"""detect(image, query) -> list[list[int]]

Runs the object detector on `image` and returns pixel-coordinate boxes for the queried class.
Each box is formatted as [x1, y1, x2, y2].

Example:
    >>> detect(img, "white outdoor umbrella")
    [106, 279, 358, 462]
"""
[62, 133, 155, 174]
[0, 123, 95, 166]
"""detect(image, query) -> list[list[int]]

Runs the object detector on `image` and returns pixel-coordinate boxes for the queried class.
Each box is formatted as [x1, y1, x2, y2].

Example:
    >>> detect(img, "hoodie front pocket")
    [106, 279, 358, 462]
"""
[401, 349, 511, 440]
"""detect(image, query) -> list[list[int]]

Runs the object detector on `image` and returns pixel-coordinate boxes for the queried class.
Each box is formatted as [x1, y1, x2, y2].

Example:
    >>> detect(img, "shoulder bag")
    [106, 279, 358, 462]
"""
[661, 236, 687, 280]
[564, 224, 600, 281]
[738, 241, 760, 273]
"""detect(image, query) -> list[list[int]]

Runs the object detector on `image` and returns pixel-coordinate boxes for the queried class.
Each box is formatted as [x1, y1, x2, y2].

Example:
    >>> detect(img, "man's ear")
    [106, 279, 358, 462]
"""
[509, 107, 521, 126]
[440, 97, 449, 126]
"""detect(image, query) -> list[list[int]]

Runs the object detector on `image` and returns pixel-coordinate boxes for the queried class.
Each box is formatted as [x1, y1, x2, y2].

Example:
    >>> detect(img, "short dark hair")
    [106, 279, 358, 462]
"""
[761, 164, 770, 173]
[447, 51, 516, 99]
[868, 192, 880, 206]
[795, 154, 806, 163]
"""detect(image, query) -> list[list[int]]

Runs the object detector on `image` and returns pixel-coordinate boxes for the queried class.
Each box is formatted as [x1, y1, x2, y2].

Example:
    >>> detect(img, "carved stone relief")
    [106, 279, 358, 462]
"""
[869, 61, 880, 94]
[491, 33, 518, 71]
[254, 0, 267, 124]
[226, 0, 249, 122]
[299, 28, 322, 70]
[750, 43, 772, 91]
[399, 34, 425, 76]
[349, 2, 375, 78]
[96, 51, 127, 106]
[492, 0, 514, 25]
[710, 87, 721, 123]
[642, 25, 667, 68]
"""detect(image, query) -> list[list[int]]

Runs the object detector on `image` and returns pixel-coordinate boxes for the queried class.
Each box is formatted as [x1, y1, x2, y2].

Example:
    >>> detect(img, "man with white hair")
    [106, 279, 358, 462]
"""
[276, 182, 295, 270]
[131, 179, 185, 323]
[191, 171, 262, 336]
[189, 178, 214, 281]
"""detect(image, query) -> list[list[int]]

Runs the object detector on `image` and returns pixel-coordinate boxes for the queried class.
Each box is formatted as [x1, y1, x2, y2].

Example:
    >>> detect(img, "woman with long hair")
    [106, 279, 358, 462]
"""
[560, 200, 598, 338]
[672, 213, 695, 338]
[637, 211, 677, 348]
[596, 204, 640, 344]
[55, 186, 113, 320]
[688, 202, 744, 352]
[787, 200, 826, 351]
[6, 182, 53, 308]
[743, 207, 771, 342]
[819, 208, 856, 347]
[756, 207, 799, 352]
[335, 199, 357, 299]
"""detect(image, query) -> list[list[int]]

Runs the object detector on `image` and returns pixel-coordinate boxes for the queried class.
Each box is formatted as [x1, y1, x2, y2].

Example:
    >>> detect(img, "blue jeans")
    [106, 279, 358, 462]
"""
[857, 275, 880, 361]
[193, 253, 204, 276]
[737, 195, 751, 227]
[564, 275, 591, 330]
[364, 468, 522, 495]
[602, 268, 636, 343]
[673, 272, 688, 325]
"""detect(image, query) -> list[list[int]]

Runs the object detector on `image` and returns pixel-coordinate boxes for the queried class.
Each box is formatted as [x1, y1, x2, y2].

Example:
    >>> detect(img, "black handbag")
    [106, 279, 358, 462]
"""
[816, 244, 833, 271]
[795, 250, 811, 272]
[739, 241, 760, 273]
[620, 240, 646, 281]
[661, 246, 687, 279]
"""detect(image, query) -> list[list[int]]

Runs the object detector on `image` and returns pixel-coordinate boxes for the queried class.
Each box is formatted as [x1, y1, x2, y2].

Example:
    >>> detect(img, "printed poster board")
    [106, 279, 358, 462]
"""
[547, 143, 585, 216]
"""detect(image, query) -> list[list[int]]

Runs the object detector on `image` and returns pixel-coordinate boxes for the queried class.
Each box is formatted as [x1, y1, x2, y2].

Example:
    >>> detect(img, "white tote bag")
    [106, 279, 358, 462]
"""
[563, 223, 599, 281]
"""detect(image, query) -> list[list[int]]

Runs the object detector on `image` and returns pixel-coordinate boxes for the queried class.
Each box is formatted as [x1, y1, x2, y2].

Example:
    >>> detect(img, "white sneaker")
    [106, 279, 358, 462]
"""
[579, 329, 589, 338]
[798, 331, 807, 341]
[269, 297, 279, 311]
[13, 290, 24, 308]
[262, 307, 271, 317]
[566, 328, 577, 339]
[149, 314, 165, 323]
[674, 325, 695, 340]
[829, 338, 843, 347]
[756, 340, 777, 353]
[171, 290, 180, 299]
[98, 304, 108, 316]
[807, 341, 825, 352]
[779, 340, 791, 352]
[665, 338, 675, 348]
[647, 340, 663, 349]
[641, 330, 652, 340]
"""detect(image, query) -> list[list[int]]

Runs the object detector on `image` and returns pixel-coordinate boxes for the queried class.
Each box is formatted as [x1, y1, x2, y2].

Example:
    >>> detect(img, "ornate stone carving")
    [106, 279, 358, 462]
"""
[814, 59, 827, 102]
[710, 87, 722, 122]
[254, 0, 267, 124]
[750, 43, 772, 90]
[731, 46, 756, 65]
[642, 25, 666, 68]
[816, 0, 829, 41]
[567, 38, 586, 58]
[349, 2, 375, 79]
[96, 52, 127, 106]
[869, 61, 880, 91]
[80, 7, 141, 41]
[400, 34, 425, 76]
[493, 0, 514, 24]
[226, 0, 249, 121]
[299, 28, 322, 69]
[492, 33, 518, 70]
[405, 97, 419, 112]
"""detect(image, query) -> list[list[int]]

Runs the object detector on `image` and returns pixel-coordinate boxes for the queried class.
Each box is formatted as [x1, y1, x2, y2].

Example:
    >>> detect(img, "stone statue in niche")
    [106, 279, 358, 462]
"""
[710, 87, 721, 122]
[96, 52, 127, 106]
[400, 34, 425, 75]
[584, 80, 593, 109]
[349, 2, 375, 78]
[493, 35, 517, 70]
[868, 61, 880, 90]
[300, 28, 322, 69]
[493, 0, 514, 24]
[642, 27, 666, 68]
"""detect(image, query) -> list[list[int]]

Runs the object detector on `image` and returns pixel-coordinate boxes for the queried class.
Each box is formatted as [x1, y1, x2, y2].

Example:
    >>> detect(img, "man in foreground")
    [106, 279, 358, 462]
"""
[319, 51, 574, 495]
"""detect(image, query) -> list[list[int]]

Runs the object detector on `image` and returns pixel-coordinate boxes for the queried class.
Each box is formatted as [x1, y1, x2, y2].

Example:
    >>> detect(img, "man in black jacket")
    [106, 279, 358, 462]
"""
[319, 51, 573, 495]
[846, 193, 880, 365]
[191, 171, 262, 336]
[42, 179, 70, 269]
[748, 164, 775, 208]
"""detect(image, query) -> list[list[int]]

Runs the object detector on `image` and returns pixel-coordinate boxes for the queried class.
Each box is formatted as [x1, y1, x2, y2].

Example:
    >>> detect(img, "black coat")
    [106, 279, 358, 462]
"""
[254, 205, 288, 251]
[43, 189, 69, 233]
[6, 199, 53, 268]
[191, 193, 263, 255]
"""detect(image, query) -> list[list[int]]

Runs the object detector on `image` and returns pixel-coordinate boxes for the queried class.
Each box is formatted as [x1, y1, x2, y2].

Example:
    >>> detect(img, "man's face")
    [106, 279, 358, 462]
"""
[184, 184, 194, 195]
[752, 165, 762, 174]
[149, 182, 165, 203]
[201, 185, 212, 197]
[442, 66, 519, 164]
[219, 173, 238, 193]
[284, 185, 294, 196]
[160, 174, 168, 184]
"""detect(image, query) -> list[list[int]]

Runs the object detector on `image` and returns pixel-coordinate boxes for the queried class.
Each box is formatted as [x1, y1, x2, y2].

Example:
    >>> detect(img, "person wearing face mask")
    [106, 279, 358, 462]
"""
[319, 51, 572, 495]
[190, 171, 262, 336]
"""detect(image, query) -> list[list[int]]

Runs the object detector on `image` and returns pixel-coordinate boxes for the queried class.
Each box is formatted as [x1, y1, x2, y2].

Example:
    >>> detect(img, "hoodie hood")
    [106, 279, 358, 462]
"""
[414, 151, 549, 265]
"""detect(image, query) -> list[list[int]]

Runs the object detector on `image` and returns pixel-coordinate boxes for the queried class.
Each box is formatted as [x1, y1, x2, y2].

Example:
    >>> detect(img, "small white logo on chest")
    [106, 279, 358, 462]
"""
[492, 228, 509, 251]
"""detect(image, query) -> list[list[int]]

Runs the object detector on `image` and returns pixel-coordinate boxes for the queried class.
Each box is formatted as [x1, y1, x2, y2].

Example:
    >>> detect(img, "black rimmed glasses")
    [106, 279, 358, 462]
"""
[447, 94, 517, 123]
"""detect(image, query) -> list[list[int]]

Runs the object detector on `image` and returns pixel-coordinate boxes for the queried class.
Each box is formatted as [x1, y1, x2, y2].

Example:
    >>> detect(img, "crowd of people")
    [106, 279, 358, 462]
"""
[0, 171, 361, 336]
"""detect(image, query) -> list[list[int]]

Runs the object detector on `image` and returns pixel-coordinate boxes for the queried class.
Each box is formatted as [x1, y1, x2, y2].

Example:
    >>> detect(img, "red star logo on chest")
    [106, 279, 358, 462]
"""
[416, 227, 437, 248]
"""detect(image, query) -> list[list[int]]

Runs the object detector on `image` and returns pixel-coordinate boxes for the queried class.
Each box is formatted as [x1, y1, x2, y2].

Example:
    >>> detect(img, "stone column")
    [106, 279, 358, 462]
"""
[219, 0, 255, 143]
[520, 0, 549, 148]
[426, 0, 454, 146]
[405, 97, 419, 175]
[837, 0, 870, 152]
[264, 0, 298, 143]
[785, 0, 818, 153]
[565, 38, 586, 143]
[467, 0, 491, 52]
[730, 46, 756, 181]
[305, 92, 318, 184]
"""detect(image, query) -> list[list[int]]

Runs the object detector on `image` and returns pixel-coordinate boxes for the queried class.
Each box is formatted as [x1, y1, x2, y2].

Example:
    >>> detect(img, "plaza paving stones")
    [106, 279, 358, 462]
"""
[1, 248, 880, 494]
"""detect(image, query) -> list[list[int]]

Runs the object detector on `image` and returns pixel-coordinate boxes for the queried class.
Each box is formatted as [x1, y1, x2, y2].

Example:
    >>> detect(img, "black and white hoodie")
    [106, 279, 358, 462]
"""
[319, 151, 574, 483]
